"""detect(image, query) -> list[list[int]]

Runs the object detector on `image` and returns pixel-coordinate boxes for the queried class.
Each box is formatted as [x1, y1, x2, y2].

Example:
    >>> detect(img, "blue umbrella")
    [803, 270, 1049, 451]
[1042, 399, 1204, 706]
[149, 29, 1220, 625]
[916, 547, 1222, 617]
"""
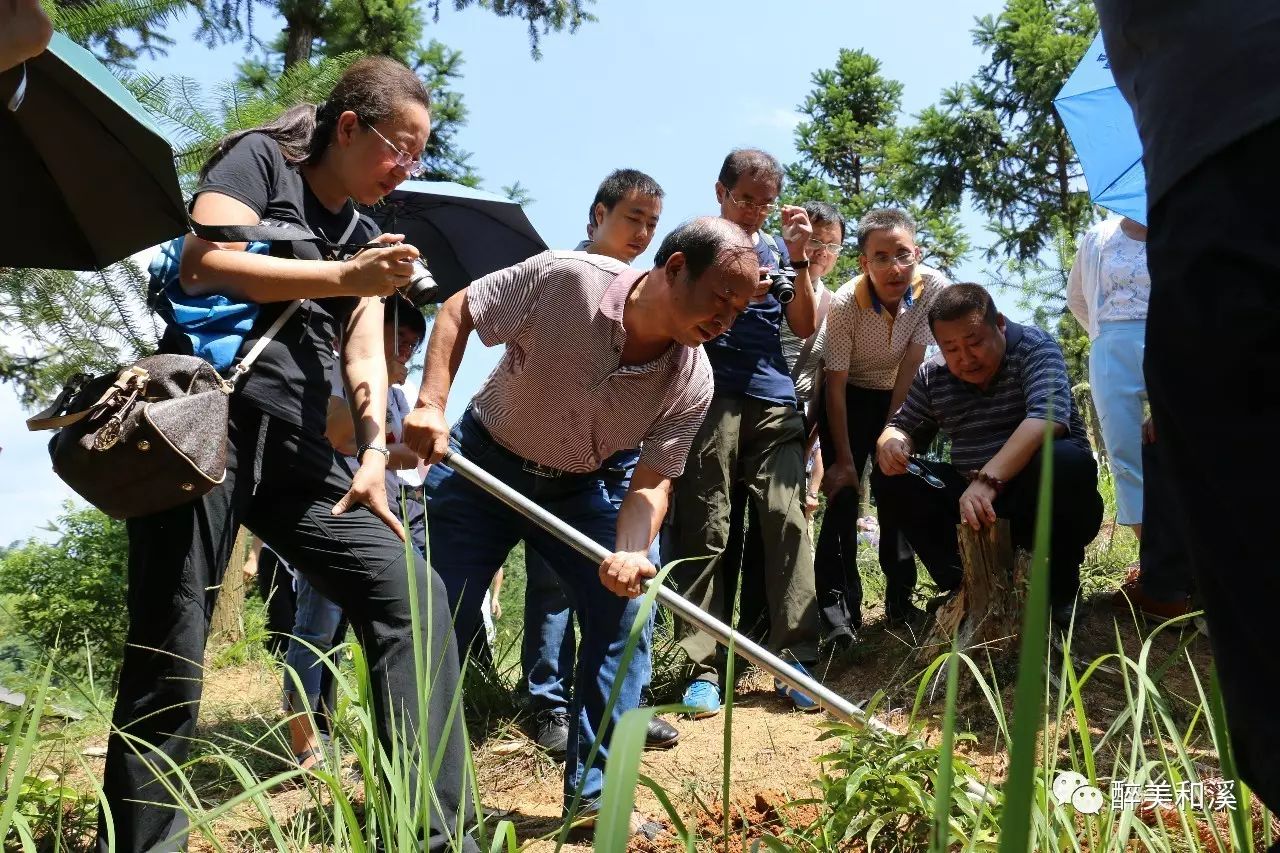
[0, 33, 187, 270]
[363, 180, 547, 304]
[1054, 33, 1147, 225]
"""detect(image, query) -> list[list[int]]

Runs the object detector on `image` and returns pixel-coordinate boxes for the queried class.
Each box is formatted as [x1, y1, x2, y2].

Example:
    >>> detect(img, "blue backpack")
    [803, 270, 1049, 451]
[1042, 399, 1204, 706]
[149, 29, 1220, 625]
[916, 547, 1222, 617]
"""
[147, 212, 362, 372]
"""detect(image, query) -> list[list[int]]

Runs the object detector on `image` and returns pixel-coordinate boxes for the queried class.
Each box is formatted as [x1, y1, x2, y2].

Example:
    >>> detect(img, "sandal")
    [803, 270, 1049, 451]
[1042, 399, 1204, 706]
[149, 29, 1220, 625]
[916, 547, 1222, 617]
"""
[294, 746, 325, 771]
[569, 808, 666, 841]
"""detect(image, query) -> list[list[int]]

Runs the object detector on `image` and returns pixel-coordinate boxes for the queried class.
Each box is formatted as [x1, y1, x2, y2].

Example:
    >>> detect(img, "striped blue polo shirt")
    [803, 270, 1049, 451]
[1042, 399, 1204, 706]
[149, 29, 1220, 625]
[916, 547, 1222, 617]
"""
[889, 322, 1091, 471]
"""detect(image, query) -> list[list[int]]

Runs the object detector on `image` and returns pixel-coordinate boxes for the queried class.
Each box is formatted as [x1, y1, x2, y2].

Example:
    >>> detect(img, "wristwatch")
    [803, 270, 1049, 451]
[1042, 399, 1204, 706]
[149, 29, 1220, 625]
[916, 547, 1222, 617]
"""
[791, 259, 811, 270]
[357, 443, 390, 462]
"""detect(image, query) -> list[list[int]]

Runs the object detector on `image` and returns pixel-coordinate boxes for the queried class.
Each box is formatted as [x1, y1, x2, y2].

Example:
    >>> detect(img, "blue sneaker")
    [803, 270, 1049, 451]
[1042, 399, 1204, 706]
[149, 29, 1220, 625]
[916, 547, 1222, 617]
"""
[681, 680, 721, 719]
[775, 659, 822, 712]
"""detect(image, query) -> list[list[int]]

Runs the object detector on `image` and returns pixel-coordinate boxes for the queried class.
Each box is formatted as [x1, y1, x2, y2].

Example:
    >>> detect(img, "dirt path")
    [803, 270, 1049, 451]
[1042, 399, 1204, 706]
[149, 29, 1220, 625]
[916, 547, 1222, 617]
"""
[474, 596, 1219, 850]
[51, 580, 1218, 852]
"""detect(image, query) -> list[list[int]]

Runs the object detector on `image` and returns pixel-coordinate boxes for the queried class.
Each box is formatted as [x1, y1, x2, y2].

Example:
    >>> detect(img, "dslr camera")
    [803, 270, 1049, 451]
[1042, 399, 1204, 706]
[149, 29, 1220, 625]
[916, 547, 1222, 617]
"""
[765, 266, 797, 304]
[400, 258, 440, 307]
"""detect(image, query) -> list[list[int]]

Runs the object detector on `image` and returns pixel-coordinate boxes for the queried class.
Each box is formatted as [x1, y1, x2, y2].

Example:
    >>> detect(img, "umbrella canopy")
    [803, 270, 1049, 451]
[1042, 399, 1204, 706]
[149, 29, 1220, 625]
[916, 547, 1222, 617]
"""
[0, 33, 187, 271]
[1055, 33, 1147, 225]
[364, 180, 547, 303]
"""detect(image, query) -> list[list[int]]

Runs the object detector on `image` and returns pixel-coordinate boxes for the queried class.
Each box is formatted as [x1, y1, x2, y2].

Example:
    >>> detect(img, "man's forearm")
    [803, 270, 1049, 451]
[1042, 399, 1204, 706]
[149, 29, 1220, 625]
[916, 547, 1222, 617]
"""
[784, 268, 819, 338]
[888, 345, 925, 419]
[981, 417, 1066, 482]
[825, 374, 856, 464]
[417, 290, 472, 411]
[615, 483, 669, 556]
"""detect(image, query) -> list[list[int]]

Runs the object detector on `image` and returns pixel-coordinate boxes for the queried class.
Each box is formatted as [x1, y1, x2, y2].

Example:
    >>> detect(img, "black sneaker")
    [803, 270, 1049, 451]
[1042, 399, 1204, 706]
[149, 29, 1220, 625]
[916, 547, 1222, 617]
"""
[534, 708, 570, 758]
[645, 715, 680, 750]
[925, 590, 958, 616]
[886, 601, 929, 632]
[823, 622, 861, 652]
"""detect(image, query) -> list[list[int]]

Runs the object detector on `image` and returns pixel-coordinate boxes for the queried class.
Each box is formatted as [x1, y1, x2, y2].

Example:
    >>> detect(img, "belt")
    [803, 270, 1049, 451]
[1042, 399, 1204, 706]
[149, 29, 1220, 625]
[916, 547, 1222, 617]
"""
[463, 411, 575, 479]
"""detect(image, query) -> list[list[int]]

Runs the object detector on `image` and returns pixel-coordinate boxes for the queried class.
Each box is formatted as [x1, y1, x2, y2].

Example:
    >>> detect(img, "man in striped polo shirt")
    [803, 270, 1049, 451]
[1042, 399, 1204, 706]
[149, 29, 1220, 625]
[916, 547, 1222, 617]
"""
[874, 284, 1103, 627]
[402, 217, 757, 822]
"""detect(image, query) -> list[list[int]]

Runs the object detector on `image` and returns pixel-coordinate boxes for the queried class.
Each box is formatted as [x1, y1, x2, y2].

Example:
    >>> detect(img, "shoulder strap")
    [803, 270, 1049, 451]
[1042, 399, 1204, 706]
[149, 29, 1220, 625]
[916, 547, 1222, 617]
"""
[791, 287, 832, 383]
[758, 230, 782, 266]
[337, 207, 362, 246]
[189, 206, 369, 252]
[229, 210, 358, 381]
[230, 300, 303, 385]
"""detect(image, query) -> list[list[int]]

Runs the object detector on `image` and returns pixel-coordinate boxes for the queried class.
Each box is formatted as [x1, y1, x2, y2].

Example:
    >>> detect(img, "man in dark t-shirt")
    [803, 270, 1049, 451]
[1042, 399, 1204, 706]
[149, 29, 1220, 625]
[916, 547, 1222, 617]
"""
[1097, 0, 1280, 827]
[668, 148, 822, 717]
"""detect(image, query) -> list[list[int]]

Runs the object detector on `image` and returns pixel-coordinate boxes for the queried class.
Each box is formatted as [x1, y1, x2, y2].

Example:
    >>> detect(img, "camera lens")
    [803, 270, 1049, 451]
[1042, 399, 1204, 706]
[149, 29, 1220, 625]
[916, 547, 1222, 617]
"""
[400, 258, 439, 308]
[770, 270, 796, 304]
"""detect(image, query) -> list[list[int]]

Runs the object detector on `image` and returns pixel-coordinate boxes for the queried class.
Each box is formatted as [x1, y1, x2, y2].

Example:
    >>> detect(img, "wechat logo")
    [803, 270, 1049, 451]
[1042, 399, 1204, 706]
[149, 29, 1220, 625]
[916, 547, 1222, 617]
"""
[1053, 771, 1105, 815]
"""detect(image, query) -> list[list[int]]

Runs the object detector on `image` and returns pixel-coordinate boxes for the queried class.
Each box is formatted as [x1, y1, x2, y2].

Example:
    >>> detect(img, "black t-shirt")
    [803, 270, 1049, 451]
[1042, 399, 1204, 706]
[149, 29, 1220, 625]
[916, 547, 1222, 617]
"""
[194, 133, 380, 433]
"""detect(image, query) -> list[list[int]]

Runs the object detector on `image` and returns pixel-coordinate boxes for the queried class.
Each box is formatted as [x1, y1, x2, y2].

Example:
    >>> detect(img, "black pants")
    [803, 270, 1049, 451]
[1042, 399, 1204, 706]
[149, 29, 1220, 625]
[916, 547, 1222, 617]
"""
[875, 438, 1103, 607]
[1137, 440, 1194, 602]
[814, 386, 918, 631]
[1145, 118, 1280, 821]
[255, 547, 296, 659]
[98, 398, 475, 853]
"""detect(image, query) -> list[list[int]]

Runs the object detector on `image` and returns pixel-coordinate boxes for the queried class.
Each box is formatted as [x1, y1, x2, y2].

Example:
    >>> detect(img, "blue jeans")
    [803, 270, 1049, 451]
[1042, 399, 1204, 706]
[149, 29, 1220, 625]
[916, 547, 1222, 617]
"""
[1090, 320, 1147, 525]
[426, 411, 652, 807]
[283, 573, 344, 713]
[521, 463, 658, 714]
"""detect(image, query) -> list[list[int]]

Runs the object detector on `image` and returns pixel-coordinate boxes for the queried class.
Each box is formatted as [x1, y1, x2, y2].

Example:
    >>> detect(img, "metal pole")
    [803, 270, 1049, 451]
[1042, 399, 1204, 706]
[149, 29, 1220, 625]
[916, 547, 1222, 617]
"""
[441, 450, 993, 804]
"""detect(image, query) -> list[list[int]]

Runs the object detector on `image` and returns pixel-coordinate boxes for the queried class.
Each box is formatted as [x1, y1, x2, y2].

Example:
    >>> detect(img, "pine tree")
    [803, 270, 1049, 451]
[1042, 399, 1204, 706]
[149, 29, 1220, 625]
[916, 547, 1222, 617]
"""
[897, 0, 1099, 266]
[784, 48, 971, 282]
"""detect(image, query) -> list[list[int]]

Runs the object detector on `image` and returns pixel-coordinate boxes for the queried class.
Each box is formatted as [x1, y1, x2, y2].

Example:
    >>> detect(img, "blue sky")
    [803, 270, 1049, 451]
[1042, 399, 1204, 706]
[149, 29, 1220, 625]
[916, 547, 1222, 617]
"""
[1, 0, 1011, 544]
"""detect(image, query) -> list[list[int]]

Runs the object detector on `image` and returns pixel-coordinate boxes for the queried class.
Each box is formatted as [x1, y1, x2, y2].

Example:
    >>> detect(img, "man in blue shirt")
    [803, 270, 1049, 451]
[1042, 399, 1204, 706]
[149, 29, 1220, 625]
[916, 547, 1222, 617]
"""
[668, 148, 822, 716]
[873, 284, 1102, 627]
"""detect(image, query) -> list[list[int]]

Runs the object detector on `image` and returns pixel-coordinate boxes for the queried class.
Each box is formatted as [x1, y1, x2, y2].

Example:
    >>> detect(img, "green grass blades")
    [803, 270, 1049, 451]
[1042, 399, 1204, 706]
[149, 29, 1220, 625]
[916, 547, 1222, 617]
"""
[591, 705, 657, 852]
[997, 419, 1055, 853]
[930, 639, 962, 853]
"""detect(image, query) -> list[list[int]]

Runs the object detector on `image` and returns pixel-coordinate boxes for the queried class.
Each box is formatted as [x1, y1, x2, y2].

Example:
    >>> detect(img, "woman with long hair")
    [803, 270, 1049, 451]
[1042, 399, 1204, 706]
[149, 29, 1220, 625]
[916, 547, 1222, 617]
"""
[99, 57, 475, 852]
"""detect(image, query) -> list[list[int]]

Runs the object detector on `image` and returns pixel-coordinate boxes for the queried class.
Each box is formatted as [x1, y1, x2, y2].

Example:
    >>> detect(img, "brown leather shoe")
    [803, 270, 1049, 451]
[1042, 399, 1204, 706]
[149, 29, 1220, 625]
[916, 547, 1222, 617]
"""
[1111, 572, 1192, 622]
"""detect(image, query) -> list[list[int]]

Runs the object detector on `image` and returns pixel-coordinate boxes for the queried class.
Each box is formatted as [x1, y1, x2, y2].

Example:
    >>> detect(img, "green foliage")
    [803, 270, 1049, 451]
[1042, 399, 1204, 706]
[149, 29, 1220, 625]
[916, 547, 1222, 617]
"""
[901, 0, 1099, 265]
[785, 49, 971, 280]
[0, 505, 129, 683]
[48, 0, 195, 67]
[0, 261, 159, 405]
[762, 708, 998, 852]
[438, 0, 596, 60]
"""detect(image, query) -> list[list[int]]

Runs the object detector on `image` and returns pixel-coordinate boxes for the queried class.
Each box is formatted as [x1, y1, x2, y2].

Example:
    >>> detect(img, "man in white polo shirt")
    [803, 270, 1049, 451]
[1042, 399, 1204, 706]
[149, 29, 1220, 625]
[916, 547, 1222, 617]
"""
[402, 217, 757, 823]
[819, 208, 949, 641]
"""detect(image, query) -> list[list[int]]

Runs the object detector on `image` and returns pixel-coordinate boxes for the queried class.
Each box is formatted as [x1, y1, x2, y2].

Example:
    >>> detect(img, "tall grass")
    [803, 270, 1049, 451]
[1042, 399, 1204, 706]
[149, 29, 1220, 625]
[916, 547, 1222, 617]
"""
[1, 444, 1269, 852]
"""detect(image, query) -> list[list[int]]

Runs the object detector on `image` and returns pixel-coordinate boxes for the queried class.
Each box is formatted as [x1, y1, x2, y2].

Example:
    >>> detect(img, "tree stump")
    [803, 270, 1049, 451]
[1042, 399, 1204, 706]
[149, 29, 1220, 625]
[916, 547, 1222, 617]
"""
[916, 520, 1030, 663]
[210, 527, 250, 643]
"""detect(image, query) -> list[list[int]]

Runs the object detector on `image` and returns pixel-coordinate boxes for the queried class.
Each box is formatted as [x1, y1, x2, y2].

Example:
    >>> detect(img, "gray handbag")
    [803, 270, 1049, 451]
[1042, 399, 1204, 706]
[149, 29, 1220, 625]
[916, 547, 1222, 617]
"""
[26, 302, 301, 519]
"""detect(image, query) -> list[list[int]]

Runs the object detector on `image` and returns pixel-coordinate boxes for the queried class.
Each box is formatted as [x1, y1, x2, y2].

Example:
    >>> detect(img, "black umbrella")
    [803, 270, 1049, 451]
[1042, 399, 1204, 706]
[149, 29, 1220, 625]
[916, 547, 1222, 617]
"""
[364, 180, 547, 303]
[0, 33, 187, 271]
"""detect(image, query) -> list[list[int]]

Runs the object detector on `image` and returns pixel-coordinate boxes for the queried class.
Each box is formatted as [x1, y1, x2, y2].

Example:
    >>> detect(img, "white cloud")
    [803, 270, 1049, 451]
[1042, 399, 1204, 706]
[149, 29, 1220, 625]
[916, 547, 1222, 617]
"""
[749, 108, 804, 131]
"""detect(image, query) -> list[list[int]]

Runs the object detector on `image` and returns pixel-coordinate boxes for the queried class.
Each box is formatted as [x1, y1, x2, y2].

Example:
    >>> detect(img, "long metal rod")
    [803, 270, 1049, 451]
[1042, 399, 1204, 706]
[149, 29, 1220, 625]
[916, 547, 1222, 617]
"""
[443, 450, 995, 804]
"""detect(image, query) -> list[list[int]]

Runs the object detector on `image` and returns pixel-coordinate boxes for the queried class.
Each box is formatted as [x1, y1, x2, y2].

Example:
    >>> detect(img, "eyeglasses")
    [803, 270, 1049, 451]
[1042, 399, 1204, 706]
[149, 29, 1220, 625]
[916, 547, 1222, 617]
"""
[363, 120, 427, 179]
[867, 251, 917, 271]
[809, 238, 843, 256]
[725, 190, 778, 215]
